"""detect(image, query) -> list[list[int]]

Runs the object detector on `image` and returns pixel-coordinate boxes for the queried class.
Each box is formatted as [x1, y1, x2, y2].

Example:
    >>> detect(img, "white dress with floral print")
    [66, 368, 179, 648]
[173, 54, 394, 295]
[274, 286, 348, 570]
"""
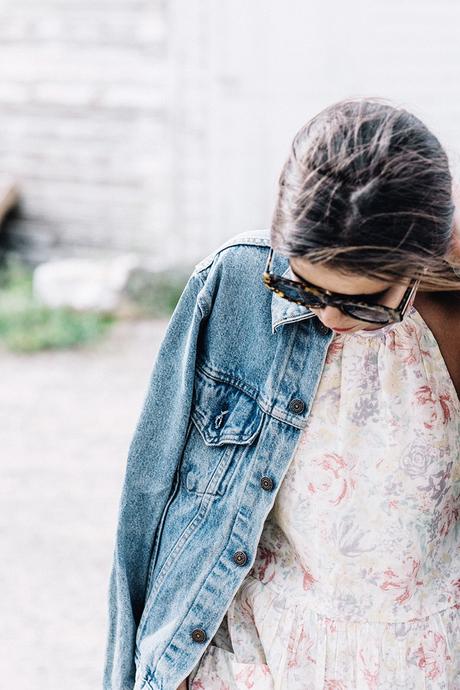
[190, 307, 460, 690]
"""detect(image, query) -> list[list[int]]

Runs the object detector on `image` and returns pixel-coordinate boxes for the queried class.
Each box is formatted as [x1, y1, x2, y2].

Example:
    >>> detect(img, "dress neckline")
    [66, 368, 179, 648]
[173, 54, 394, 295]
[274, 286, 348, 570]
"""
[333, 305, 460, 414]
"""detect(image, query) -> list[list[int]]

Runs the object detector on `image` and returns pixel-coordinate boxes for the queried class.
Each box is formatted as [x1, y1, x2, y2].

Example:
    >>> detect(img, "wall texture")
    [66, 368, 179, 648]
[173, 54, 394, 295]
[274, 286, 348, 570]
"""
[0, 0, 172, 263]
[169, 0, 460, 266]
[1, 1, 460, 267]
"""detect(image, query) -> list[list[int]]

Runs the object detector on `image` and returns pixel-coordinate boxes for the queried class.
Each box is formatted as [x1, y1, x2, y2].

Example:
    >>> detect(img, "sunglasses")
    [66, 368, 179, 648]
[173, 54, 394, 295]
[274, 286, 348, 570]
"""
[262, 247, 420, 325]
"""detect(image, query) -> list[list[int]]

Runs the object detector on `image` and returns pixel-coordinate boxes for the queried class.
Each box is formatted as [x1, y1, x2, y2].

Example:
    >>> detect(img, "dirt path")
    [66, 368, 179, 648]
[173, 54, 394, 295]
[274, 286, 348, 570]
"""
[0, 318, 168, 690]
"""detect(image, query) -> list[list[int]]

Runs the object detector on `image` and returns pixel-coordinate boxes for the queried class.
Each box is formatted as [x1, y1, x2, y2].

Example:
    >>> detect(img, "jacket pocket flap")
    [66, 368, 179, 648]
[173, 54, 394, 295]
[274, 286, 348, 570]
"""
[192, 368, 263, 446]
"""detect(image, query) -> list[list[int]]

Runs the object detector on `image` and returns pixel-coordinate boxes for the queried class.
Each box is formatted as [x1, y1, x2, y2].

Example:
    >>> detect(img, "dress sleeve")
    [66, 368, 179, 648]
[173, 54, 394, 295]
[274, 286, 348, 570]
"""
[103, 268, 210, 690]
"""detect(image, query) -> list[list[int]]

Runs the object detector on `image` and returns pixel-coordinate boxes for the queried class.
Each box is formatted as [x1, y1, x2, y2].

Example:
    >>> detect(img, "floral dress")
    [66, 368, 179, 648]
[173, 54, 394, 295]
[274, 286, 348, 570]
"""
[190, 306, 460, 690]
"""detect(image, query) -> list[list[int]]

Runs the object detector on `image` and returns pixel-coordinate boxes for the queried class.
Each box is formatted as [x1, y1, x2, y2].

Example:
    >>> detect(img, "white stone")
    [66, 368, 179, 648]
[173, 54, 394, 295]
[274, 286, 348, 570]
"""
[32, 253, 140, 312]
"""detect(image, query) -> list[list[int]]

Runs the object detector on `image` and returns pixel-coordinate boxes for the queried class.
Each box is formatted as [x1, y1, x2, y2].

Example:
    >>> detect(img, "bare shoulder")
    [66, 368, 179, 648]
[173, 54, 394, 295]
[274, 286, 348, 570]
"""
[414, 290, 460, 399]
[414, 290, 460, 332]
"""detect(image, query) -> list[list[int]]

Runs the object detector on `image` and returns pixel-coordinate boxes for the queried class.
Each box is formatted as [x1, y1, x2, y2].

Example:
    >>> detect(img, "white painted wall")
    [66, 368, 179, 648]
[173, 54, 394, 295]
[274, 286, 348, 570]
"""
[0, 0, 171, 262]
[1, 1, 460, 266]
[172, 0, 460, 266]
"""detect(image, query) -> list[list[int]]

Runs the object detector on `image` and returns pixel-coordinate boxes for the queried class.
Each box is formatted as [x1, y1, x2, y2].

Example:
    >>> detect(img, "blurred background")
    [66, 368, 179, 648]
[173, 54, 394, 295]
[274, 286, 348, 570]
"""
[1, 1, 460, 688]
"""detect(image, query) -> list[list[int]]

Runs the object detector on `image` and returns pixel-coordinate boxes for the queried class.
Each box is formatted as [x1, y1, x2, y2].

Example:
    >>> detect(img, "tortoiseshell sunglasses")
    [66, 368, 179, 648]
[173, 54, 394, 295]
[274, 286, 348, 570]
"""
[262, 247, 421, 325]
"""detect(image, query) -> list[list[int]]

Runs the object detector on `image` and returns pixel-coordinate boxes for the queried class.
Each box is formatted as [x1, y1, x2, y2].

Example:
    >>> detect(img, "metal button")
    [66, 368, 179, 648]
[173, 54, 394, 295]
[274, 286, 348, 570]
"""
[317, 322, 330, 335]
[288, 398, 305, 414]
[191, 628, 207, 643]
[233, 550, 248, 566]
[260, 476, 274, 491]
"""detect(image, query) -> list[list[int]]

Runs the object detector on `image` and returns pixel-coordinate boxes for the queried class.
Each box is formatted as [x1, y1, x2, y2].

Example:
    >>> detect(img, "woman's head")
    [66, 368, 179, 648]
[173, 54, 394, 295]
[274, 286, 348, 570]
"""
[271, 97, 460, 297]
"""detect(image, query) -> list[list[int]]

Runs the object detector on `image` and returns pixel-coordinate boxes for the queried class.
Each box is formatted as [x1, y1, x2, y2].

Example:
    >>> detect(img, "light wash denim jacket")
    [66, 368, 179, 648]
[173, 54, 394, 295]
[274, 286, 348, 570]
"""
[103, 228, 334, 690]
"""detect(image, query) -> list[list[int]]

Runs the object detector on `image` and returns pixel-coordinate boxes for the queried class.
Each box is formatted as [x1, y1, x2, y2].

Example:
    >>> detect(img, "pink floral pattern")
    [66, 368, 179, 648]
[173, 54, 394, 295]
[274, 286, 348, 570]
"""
[191, 308, 460, 689]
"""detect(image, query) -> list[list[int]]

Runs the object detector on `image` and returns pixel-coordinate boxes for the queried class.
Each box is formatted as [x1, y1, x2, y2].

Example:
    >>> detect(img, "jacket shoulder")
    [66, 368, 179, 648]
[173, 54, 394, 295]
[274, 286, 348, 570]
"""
[193, 228, 271, 275]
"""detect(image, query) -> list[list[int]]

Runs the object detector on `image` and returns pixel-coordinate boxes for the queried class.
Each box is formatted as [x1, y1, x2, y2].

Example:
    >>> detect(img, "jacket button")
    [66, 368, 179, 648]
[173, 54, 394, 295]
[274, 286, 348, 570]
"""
[233, 550, 248, 566]
[260, 476, 274, 491]
[289, 398, 305, 414]
[191, 628, 207, 643]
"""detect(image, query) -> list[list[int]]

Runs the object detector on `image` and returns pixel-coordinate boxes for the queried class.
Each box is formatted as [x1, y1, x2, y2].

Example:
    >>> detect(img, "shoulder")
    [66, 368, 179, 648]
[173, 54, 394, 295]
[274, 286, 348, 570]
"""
[192, 228, 272, 276]
[188, 228, 278, 319]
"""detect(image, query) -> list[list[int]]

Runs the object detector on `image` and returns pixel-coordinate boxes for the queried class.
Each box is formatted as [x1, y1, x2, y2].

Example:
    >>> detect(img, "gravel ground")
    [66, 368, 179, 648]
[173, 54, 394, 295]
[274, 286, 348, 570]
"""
[0, 318, 168, 690]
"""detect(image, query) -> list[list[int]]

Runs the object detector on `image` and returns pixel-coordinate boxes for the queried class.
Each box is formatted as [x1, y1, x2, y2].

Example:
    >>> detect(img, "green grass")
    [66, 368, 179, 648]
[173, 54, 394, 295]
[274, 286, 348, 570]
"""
[0, 253, 190, 353]
[123, 267, 189, 318]
[0, 255, 116, 353]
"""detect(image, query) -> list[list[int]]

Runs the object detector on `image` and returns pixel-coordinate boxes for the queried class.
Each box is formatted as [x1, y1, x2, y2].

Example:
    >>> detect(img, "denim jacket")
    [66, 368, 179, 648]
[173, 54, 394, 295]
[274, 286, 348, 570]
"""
[103, 227, 334, 690]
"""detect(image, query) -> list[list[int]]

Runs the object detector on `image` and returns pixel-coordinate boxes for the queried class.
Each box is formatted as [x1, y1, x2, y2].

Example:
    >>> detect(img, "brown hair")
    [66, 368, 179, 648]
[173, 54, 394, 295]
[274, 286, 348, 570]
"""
[271, 97, 460, 291]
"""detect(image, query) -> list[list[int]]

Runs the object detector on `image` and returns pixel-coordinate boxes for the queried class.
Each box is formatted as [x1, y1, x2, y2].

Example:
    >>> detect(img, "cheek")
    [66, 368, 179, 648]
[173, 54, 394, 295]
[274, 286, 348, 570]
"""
[379, 286, 407, 310]
[308, 306, 384, 332]
[308, 306, 358, 322]
[308, 306, 362, 329]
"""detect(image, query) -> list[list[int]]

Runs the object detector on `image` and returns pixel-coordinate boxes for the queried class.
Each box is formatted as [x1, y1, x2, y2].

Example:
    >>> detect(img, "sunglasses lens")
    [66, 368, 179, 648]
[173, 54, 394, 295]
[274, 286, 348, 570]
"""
[343, 305, 391, 323]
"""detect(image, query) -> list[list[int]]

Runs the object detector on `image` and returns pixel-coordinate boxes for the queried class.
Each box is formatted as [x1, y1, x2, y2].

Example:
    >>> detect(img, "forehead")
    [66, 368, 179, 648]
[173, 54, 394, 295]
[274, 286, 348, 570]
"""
[289, 256, 393, 295]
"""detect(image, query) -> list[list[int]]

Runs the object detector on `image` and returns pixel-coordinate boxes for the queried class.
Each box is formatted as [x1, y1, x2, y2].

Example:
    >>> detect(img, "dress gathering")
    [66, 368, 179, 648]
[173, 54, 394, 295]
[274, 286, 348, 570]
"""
[190, 306, 460, 689]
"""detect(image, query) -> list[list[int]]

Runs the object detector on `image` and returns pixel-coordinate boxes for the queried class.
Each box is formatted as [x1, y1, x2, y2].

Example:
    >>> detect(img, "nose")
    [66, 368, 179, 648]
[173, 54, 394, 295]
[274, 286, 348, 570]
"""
[316, 306, 355, 330]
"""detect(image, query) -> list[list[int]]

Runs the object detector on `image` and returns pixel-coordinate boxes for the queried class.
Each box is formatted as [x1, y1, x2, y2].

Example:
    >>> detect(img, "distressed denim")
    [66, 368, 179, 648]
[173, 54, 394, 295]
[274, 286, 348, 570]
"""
[103, 227, 333, 690]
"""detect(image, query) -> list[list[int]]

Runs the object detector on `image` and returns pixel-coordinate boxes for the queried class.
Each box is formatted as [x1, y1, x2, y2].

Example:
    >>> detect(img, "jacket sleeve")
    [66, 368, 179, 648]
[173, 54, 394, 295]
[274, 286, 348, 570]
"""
[103, 267, 210, 690]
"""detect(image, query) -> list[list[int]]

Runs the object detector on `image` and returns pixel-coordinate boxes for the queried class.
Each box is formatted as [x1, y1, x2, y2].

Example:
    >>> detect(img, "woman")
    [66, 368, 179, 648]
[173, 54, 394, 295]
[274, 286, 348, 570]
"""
[104, 98, 460, 690]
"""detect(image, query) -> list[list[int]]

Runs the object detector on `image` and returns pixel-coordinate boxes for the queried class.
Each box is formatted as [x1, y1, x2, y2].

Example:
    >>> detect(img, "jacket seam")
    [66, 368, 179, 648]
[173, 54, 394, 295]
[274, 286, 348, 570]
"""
[193, 234, 270, 276]
[140, 674, 154, 690]
[195, 359, 260, 402]
[194, 359, 309, 429]
[194, 267, 212, 319]
[143, 501, 261, 689]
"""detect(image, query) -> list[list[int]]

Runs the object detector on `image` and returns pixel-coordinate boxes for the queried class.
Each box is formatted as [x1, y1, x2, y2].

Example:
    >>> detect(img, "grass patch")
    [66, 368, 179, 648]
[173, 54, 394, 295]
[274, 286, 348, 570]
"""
[0, 254, 116, 353]
[123, 267, 189, 318]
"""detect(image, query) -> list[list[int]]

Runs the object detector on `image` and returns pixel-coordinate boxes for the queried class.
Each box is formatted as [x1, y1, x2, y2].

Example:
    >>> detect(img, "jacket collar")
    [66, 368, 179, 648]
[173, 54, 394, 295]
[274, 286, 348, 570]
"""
[270, 264, 316, 334]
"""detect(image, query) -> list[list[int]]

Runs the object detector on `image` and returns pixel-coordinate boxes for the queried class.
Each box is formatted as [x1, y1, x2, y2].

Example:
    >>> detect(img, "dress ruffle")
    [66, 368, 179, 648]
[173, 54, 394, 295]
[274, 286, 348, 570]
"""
[192, 577, 460, 689]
